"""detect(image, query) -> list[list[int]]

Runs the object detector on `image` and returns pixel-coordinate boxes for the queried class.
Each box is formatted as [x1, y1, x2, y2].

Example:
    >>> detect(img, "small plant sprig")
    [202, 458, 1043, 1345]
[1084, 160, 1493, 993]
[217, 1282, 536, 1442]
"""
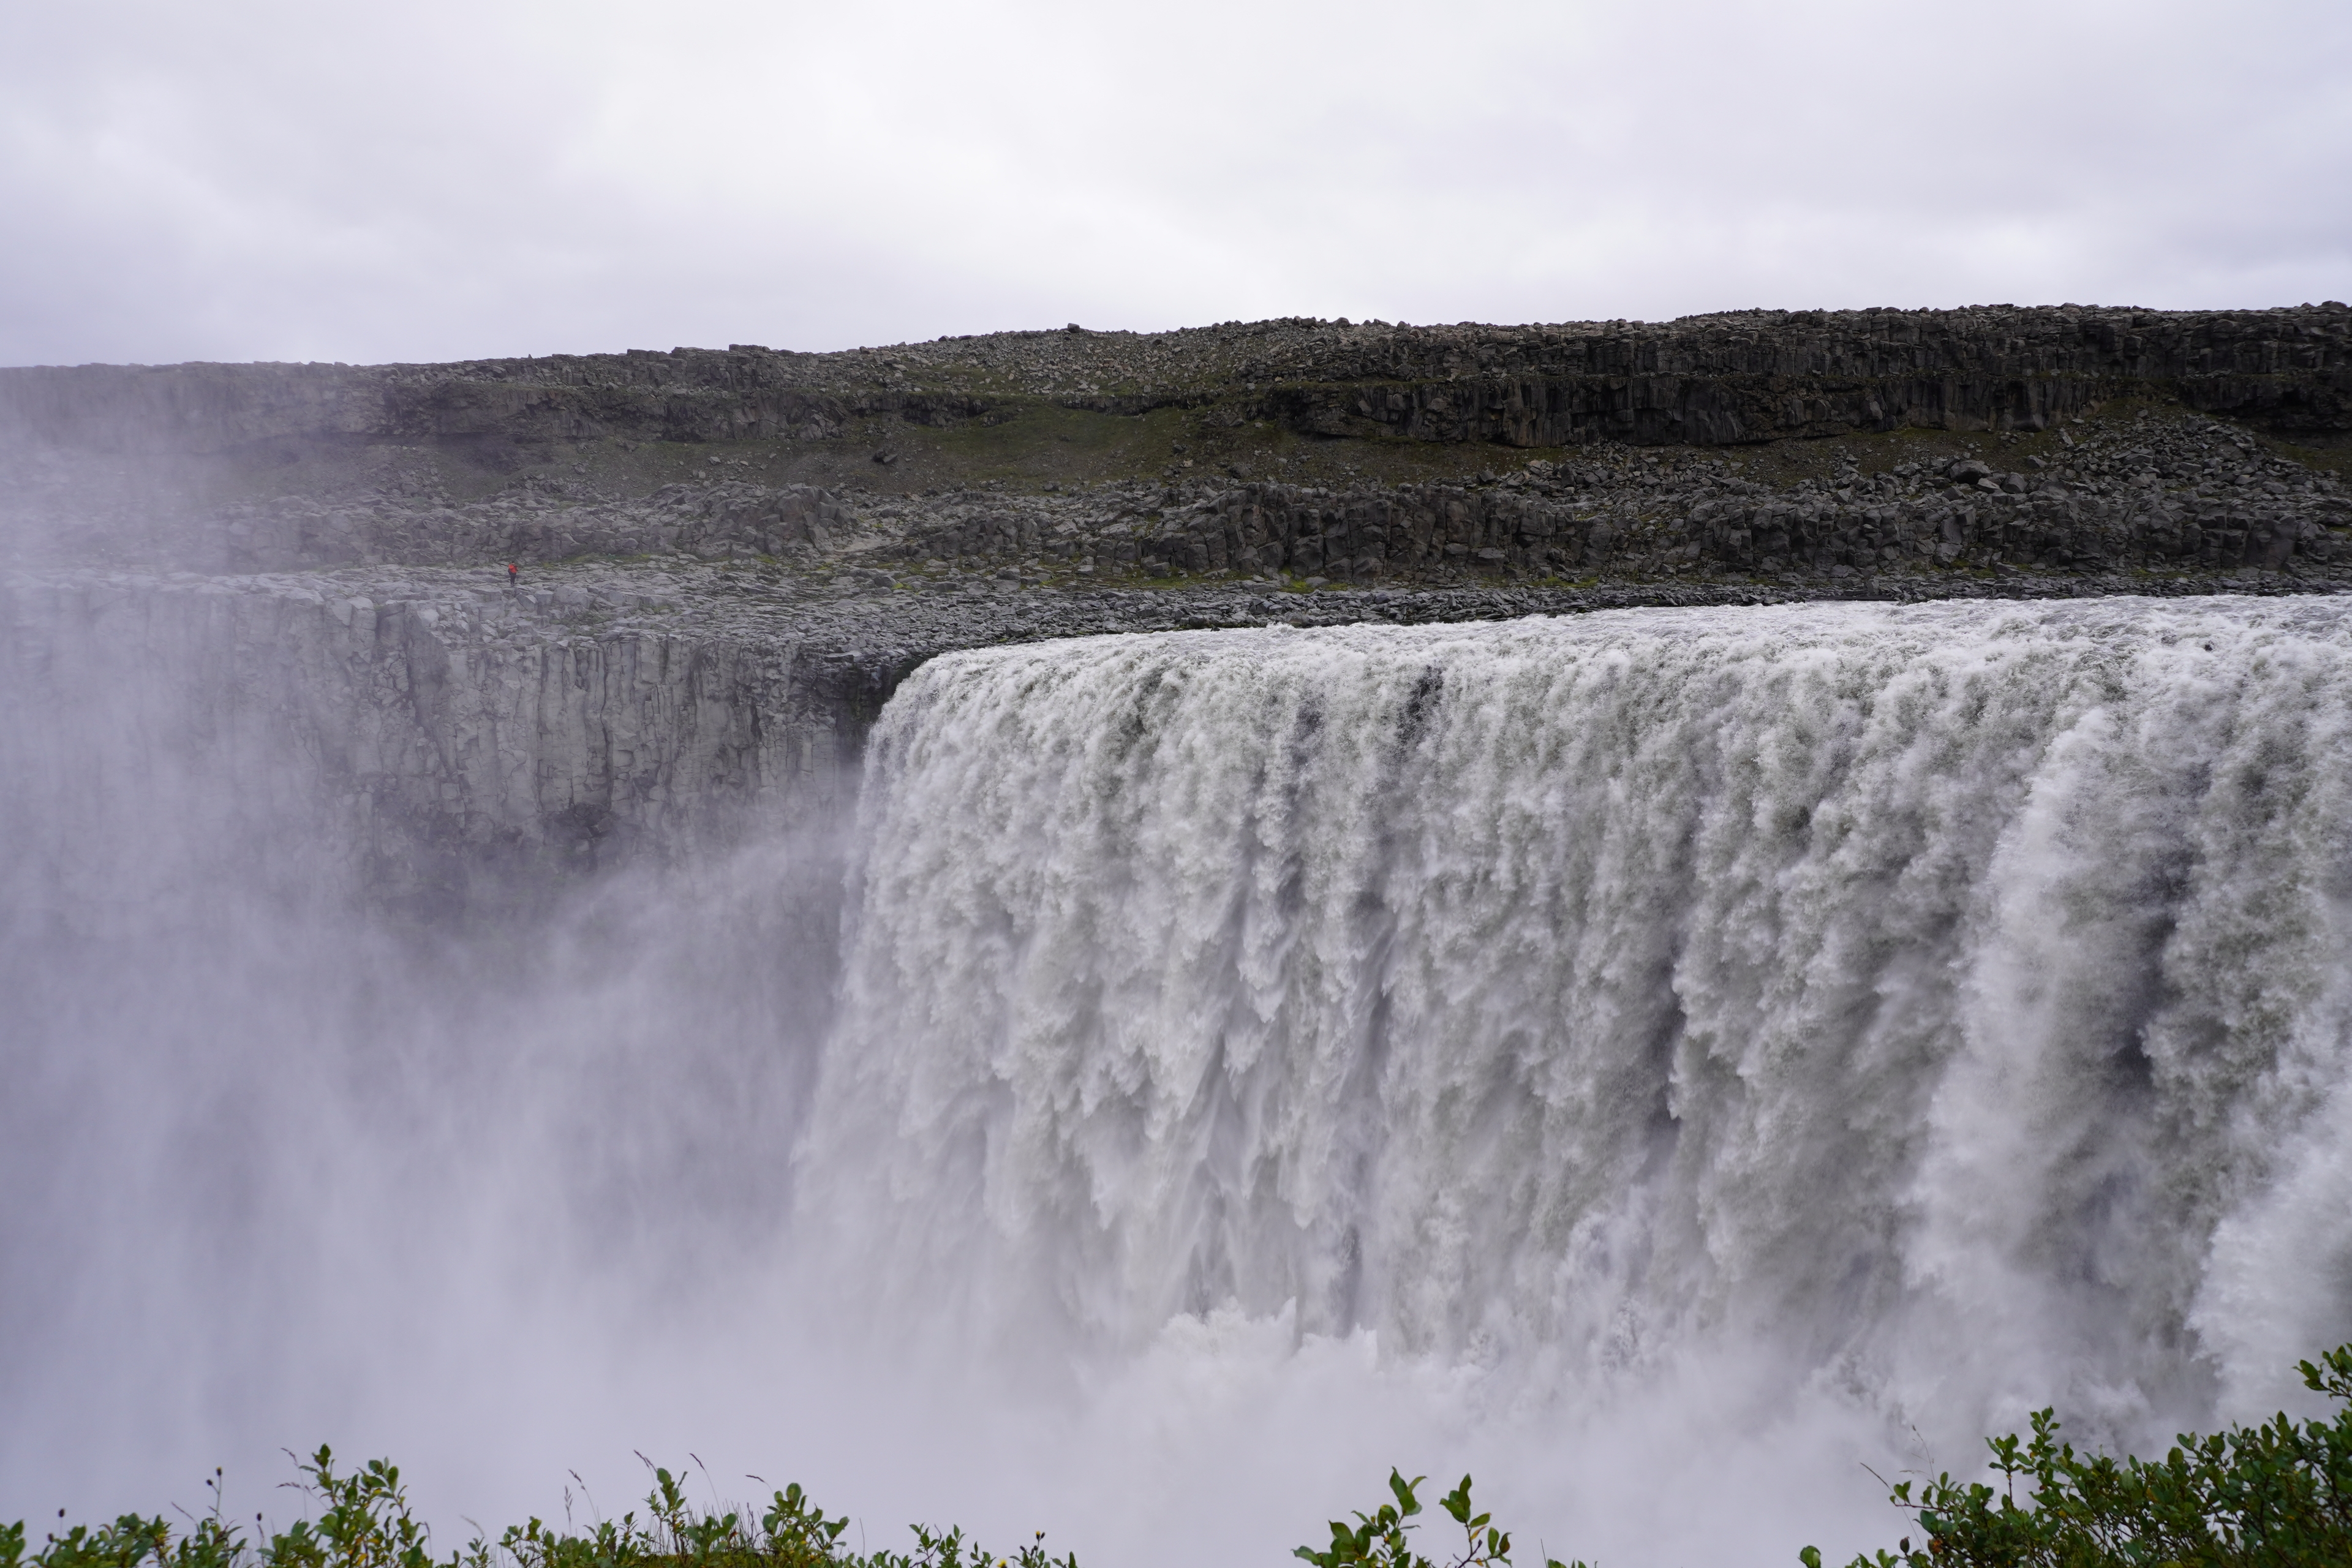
[6, 1449, 443, 1568]
[1293, 1469, 1584, 1568]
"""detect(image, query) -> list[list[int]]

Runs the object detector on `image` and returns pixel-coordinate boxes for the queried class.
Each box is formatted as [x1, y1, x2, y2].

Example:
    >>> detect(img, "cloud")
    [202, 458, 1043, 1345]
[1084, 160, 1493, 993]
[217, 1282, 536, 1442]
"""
[1, 0, 2346, 365]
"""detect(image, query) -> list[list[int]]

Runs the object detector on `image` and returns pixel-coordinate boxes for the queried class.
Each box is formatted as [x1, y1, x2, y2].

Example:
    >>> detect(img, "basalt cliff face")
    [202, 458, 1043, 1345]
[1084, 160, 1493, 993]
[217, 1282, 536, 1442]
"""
[6, 305, 2350, 920]
[0, 571, 875, 924]
[6, 303, 2347, 458]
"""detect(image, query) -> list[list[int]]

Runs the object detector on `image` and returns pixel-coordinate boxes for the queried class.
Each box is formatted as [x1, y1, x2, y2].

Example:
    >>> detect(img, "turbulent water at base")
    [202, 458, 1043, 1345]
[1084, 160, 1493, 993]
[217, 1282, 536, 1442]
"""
[806, 598, 2352, 1446]
[12, 594, 2352, 1568]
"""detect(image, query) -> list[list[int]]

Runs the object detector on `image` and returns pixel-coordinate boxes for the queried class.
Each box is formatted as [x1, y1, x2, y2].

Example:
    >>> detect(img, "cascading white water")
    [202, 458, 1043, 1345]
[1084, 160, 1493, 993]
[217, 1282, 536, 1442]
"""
[13, 589, 2352, 1568]
[805, 597, 2352, 1452]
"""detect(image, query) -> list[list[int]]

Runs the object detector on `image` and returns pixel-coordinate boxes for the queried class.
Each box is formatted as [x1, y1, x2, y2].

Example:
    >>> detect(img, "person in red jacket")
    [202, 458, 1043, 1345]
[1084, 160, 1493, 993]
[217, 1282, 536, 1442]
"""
[507, 562, 519, 589]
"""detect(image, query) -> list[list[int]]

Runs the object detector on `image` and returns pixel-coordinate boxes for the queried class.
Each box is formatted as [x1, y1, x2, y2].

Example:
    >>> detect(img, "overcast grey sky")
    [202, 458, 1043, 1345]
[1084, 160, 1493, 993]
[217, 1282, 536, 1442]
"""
[2, 0, 2346, 367]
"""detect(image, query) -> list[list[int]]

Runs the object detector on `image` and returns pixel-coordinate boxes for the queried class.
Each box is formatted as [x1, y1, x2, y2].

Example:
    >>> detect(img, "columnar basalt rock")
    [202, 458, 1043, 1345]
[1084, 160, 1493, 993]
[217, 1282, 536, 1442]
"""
[876, 411, 2346, 582]
[1111, 438, 2346, 581]
[4, 304, 2345, 459]
[1257, 304, 2352, 445]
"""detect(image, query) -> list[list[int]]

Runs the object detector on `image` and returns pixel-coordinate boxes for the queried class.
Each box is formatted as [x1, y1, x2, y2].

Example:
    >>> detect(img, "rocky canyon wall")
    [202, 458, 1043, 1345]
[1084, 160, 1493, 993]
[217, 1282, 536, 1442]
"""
[3, 304, 2345, 461]
[0, 571, 875, 927]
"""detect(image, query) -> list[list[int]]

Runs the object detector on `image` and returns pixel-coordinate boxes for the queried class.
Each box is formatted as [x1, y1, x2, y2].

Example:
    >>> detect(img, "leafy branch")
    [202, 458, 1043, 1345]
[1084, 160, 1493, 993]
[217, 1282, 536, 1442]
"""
[1292, 1469, 1583, 1568]
[1803, 1343, 2352, 1568]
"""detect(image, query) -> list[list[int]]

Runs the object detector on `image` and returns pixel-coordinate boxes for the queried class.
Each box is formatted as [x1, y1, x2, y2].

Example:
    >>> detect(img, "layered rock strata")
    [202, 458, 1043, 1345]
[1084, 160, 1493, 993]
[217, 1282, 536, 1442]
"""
[1110, 417, 2348, 581]
[9, 410, 2345, 587]
[4, 304, 2346, 457]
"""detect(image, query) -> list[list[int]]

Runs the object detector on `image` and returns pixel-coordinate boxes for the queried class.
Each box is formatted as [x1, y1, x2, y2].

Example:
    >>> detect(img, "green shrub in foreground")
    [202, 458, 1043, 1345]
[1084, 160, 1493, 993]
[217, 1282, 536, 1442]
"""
[9, 1343, 2351, 1568]
[0, 1451, 1072, 1568]
[1807, 1343, 2352, 1568]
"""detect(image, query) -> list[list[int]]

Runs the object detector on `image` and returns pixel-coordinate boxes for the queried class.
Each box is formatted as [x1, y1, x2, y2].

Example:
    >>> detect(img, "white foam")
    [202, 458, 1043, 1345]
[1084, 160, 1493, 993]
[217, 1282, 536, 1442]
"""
[807, 598, 2352, 1461]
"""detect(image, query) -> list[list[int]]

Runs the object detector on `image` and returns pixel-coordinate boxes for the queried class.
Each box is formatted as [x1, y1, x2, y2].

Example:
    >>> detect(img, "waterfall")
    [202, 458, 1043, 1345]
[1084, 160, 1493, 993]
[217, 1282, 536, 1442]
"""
[805, 597, 2352, 1440]
[12, 587, 2352, 1568]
